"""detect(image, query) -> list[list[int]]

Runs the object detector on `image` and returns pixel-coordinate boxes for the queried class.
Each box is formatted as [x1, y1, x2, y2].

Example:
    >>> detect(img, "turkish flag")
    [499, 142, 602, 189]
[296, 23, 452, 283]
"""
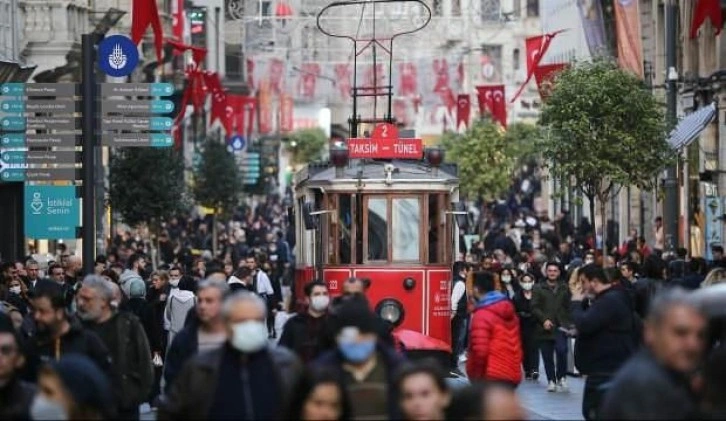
[246, 59, 256, 89]
[258, 84, 273, 134]
[399, 62, 418, 97]
[167, 40, 207, 67]
[433, 58, 450, 94]
[299, 63, 320, 99]
[227, 94, 245, 133]
[279, 94, 294, 132]
[203, 72, 228, 129]
[533, 63, 568, 100]
[393, 98, 409, 126]
[269, 59, 285, 95]
[476, 85, 506, 128]
[334, 64, 352, 99]
[172, 0, 184, 42]
[456, 94, 470, 130]
[690, 0, 723, 38]
[130, 0, 164, 63]
[511, 30, 565, 102]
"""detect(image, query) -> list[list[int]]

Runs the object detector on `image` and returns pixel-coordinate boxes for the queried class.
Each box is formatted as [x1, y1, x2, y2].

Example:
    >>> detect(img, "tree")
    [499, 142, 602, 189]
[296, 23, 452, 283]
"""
[286, 128, 327, 165]
[109, 148, 189, 265]
[192, 139, 243, 254]
[538, 59, 672, 252]
[442, 121, 527, 201]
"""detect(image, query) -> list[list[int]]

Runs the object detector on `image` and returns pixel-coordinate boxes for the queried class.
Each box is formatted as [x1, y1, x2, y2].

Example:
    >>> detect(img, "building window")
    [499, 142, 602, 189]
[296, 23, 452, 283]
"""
[452, 0, 462, 16]
[527, 0, 539, 17]
[260, 1, 271, 16]
[481, 0, 501, 22]
[432, 0, 442, 16]
[513, 48, 520, 70]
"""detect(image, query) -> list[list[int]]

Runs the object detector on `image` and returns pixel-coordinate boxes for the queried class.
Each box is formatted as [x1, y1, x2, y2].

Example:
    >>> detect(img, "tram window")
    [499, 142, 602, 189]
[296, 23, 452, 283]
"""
[429, 195, 442, 263]
[367, 198, 388, 261]
[392, 198, 420, 261]
[338, 194, 352, 264]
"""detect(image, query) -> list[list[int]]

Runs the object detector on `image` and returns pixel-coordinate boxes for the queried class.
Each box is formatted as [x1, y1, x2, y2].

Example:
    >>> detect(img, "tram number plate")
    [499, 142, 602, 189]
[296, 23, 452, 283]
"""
[347, 137, 423, 159]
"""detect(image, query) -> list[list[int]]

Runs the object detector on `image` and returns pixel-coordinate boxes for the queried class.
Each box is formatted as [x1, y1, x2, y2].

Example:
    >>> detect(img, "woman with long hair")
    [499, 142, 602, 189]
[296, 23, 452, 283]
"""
[286, 368, 352, 421]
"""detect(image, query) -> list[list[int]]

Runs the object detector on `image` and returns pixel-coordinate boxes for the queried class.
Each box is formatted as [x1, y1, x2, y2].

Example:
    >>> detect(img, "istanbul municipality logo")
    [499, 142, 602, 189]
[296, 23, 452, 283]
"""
[98, 35, 139, 78]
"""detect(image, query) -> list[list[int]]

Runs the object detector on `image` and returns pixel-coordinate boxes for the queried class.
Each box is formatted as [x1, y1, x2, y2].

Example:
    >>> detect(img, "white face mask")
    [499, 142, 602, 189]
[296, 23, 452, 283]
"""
[521, 282, 534, 291]
[231, 321, 268, 353]
[310, 295, 330, 312]
[9, 286, 21, 294]
[169, 278, 180, 288]
[31, 395, 68, 420]
[501, 275, 512, 284]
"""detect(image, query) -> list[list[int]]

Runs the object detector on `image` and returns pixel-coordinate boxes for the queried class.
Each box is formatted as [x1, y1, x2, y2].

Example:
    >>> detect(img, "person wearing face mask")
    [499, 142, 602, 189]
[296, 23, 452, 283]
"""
[76, 276, 154, 419]
[571, 265, 639, 420]
[279, 281, 334, 363]
[4, 278, 29, 316]
[466, 271, 523, 387]
[314, 295, 405, 420]
[499, 268, 519, 300]
[514, 273, 540, 381]
[159, 291, 303, 420]
[31, 354, 114, 420]
[164, 266, 197, 345]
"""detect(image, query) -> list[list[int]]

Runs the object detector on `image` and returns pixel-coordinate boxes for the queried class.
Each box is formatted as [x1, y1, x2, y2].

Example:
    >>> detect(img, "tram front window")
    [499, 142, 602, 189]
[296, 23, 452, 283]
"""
[392, 198, 420, 261]
[367, 198, 388, 261]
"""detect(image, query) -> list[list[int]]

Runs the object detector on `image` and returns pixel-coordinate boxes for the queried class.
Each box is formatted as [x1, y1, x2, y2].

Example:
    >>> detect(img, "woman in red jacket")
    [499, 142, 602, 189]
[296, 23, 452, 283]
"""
[466, 271, 523, 388]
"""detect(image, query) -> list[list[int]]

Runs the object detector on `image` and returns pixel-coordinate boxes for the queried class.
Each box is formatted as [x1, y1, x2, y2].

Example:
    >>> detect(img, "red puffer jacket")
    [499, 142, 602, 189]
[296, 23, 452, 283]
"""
[466, 291, 523, 384]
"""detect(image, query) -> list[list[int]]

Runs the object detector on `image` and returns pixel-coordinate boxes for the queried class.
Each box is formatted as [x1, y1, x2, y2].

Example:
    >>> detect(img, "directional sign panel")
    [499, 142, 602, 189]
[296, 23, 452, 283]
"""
[1, 99, 78, 114]
[99, 83, 174, 97]
[101, 133, 173, 148]
[24, 185, 79, 240]
[0, 83, 78, 97]
[1, 151, 78, 165]
[1, 133, 80, 148]
[100, 100, 175, 115]
[1, 116, 79, 131]
[1, 168, 79, 182]
[100, 116, 173, 131]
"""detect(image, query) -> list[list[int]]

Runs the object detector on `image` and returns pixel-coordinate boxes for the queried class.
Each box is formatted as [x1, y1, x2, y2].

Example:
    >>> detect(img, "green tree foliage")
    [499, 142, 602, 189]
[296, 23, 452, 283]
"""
[286, 128, 327, 165]
[109, 148, 188, 228]
[193, 139, 243, 213]
[192, 139, 243, 253]
[443, 121, 537, 200]
[538, 59, 672, 249]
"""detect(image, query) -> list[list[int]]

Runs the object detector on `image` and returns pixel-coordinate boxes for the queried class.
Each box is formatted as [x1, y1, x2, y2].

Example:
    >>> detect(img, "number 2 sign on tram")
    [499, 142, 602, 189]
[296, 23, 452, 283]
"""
[347, 123, 423, 159]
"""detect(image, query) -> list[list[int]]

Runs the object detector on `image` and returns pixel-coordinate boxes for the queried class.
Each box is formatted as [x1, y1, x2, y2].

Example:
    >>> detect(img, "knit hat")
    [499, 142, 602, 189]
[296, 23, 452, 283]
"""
[128, 278, 146, 298]
[49, 354, 113, 414]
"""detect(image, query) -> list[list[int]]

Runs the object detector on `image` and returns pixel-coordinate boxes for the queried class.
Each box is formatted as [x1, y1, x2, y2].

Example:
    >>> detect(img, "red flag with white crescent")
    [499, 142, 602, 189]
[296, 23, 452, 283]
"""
[279, 94, 294, 133]
[130, 0, 164, 63]
[511, 30, 566, 102]
[399, 62, 418, 97]
[172, 0, 184, 42]
[534, 63, 568, 101]
[334, 64, 352, 99]
[475, 86, 491, 116]
[489, 85, 507, 128]
[456, 94, 470, 130]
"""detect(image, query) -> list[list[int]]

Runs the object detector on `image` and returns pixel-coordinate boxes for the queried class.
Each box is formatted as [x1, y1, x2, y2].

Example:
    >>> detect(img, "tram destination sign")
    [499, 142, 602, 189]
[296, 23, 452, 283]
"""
[347, 123, 423, 159]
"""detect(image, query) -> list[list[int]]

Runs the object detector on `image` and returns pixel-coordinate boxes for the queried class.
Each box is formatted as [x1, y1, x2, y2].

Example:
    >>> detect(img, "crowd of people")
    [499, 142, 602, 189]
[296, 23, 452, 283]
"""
[448, 198, 726, 420]
[1, 188, 726, 420]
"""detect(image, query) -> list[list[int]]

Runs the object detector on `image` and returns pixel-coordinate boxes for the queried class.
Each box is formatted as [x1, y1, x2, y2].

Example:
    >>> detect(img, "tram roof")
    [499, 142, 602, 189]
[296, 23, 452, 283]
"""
[294, 159, 458, 187]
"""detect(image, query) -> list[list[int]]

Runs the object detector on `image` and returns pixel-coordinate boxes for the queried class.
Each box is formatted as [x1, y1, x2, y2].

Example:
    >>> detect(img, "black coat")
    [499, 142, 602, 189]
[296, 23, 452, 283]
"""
[163, 321, 199, 394]
[600, 350, 699, 420]
[0, 378, 35, 420]
[278, 312, 334, 363]
[572, 287, 638, 375]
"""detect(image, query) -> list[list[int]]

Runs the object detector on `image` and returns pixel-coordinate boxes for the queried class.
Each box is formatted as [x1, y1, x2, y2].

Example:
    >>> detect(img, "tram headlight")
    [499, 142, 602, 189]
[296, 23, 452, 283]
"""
[376, 299, 404, 327]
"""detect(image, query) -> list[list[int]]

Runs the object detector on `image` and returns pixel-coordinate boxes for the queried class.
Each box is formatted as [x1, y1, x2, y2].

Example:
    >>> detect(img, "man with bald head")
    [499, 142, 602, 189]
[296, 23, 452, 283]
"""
[600, 288, 708, 419]
[160, 291, 303, 419]
[77, 275, 153, 419]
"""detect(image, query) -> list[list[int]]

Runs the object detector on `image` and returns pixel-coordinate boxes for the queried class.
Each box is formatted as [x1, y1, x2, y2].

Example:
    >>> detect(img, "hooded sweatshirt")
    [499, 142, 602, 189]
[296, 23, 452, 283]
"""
[466, 291, 523, 384]
[119, 269, 143, 298]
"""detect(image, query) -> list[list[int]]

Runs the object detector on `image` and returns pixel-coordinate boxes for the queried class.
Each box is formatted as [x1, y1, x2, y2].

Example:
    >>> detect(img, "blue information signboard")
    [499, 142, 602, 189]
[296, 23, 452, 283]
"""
[24, 185, 79, 239]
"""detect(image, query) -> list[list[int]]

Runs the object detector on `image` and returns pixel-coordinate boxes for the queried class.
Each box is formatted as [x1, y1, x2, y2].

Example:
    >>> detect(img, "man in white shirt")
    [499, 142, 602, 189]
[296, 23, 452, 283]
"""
[450, 261, 470, 373]
[245, 255, 276, 337]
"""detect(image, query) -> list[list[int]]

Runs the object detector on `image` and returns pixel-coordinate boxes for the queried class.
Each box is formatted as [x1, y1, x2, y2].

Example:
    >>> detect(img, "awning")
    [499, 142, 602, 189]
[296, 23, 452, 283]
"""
[667, 102, 718, 150]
